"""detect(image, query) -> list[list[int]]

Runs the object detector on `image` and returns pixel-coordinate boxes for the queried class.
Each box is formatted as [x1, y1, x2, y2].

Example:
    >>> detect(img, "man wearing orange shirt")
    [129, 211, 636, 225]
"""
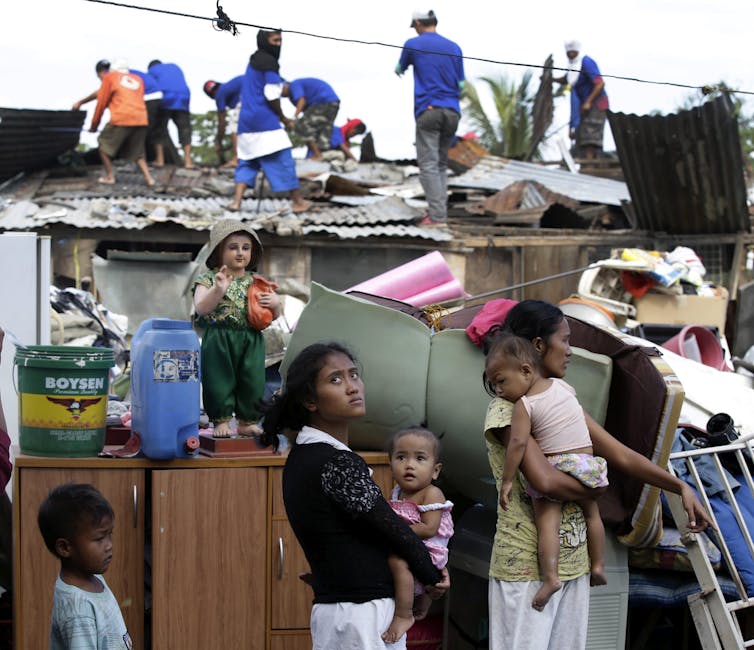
[90, 59, 155, 187]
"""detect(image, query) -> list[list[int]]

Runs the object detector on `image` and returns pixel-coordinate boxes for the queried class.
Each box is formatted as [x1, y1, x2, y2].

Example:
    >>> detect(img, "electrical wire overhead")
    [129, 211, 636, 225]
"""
[81, 0, 754, 98]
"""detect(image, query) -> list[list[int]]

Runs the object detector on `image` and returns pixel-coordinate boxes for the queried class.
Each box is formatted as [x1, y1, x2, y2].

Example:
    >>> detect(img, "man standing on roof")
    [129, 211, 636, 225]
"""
[397, 8, 464, 228]
[148, 59, 193, 168]
[555, 40, 610, 160]
[89, 59, 155, 187]
[204, 76, 244, 168]
[281, 78, 341, 161]
[73, 60, 163, 163]
[230, 29, 311, 214]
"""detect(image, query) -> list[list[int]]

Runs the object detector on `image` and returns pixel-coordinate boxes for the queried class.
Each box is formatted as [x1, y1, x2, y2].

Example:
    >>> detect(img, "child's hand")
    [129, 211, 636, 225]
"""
[258, 292, 280, 310]
[499, 481, 513, 510]
[214, 266, 232, 294]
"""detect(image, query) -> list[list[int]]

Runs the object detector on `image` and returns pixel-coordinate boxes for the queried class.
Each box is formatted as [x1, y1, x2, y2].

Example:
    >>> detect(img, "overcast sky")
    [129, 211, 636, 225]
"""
[2, 0, 753, 160]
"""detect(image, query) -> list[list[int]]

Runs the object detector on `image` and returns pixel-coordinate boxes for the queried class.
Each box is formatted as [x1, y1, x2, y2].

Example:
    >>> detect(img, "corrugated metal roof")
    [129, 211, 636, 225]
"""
[608, 94, 749, 234]
[303, 223, 451, 241]
[0, 108, 85, 181]
[0, 194, 446, 240]
[450, 156, 630, 206]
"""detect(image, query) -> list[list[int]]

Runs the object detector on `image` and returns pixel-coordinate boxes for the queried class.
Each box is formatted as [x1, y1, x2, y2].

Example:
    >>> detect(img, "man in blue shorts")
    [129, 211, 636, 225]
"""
[397, 8, 464, 227]
[230, 29, 311, 214]
[204, 76, 243, 167]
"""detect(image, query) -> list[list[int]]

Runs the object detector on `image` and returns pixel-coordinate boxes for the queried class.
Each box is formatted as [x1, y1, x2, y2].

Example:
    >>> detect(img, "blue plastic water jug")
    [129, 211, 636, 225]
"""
[131, 318, 201, 459]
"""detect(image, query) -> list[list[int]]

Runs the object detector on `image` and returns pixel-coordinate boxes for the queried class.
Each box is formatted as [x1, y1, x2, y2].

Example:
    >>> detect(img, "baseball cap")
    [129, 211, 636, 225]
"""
[203, 80, 220, 99]
[410, 9, 436, 26]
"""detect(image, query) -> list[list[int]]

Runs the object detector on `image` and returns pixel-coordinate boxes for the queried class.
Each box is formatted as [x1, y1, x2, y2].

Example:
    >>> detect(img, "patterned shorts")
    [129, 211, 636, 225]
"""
[576, 107, 607, 148]
[526, 452, 608, 500]
[293, 101, 340, 150]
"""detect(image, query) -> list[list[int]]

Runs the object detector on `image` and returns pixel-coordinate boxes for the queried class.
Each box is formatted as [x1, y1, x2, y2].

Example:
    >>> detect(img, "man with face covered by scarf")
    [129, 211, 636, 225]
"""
[230, 29, 311, 213]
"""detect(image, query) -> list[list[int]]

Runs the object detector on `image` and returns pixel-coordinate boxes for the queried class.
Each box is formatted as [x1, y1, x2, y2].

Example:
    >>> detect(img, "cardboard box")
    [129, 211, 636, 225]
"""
[635, 288, 729, 331]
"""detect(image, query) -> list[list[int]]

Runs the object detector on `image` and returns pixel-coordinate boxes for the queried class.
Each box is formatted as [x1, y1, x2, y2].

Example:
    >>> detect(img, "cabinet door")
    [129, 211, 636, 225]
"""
[151, 467, 267, 648]
[270, 630, 313, 650]
[16, 467, 145, 650]
[270, 519, 313, 629]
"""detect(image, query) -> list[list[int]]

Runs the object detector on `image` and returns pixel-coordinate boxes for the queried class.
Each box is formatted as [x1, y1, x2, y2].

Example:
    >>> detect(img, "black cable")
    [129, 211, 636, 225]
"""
[81, 0, 754, 97]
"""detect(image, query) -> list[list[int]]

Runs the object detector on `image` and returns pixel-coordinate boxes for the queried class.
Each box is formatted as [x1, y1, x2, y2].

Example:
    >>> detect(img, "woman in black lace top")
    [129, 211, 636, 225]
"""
[260, 342, 449, 649]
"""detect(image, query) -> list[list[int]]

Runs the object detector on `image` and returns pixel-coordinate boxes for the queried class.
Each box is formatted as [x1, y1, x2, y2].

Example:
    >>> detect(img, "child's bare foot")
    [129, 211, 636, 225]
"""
[213, 421, 232, 438]
[291, 199, 312, 214]
[237, 422, 262, 437]
[590, 564, 607, 586]
[381, 613, 414, 644]
[228, 202, 241, 212]
[532, 579, 562, 611]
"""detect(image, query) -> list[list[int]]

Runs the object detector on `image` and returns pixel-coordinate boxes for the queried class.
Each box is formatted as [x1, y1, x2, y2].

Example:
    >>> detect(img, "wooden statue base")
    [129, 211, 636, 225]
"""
[198, 432, 277, 458]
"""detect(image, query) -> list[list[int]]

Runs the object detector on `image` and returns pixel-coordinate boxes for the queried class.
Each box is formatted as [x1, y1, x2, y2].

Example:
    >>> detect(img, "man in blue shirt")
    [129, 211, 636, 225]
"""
[282, 78, 341, 160]
[230, 29, 311, 214]
[397, 8, 464, 227]
[148, 59, 193, 168]
[555, 40, 610, 160]
[204, 76, 243, 167]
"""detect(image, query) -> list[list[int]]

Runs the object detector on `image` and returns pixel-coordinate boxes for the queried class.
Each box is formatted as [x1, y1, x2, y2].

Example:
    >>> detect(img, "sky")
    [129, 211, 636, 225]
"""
[2, 0, 754, 160]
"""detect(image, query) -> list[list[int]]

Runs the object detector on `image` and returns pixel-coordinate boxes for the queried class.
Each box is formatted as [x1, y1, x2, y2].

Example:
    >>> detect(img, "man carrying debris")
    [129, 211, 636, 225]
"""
[89, 58, 155, 188]
[282, 77, 341, 161]
[397, 8, 464, 227]
[148, 59, 194, 168]
[555, 40, 610, 159]
[203, 76, 244, 168]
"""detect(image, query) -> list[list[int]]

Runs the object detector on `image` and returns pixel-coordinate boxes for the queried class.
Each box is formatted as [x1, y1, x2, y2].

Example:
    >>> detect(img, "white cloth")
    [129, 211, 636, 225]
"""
[564, 39, 581, 53]
[296, 425, 351, 451]
[566, 54, 583, 85]
[236, 128, 292, 161]
[311, 598, 406, 650]
[488, 574, 589, 650]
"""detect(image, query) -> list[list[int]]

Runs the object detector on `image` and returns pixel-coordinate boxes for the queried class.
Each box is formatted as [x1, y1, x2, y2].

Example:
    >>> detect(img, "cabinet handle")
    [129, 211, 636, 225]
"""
[132, 485, 137, 529]
[278, 537, 284, 580]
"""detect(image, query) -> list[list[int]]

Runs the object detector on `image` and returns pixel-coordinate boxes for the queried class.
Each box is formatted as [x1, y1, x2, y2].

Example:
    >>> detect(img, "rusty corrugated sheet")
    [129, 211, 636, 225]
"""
[0, 108, 85, 181]
[608, 94, 749, 234]
[527, 55, 555, 161]
[451, 155, 630, 205]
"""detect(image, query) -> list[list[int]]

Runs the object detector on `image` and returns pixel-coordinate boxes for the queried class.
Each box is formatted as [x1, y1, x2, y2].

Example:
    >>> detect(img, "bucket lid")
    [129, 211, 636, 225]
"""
[15, 345, 114, 368]
[152, 319, 192, 330]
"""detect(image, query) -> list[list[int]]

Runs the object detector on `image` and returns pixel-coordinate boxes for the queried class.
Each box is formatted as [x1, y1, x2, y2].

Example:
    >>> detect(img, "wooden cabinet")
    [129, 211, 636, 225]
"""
[151, 467, 267, 648]
[13, 451, 390, 649]
[15, 466, 145, 650]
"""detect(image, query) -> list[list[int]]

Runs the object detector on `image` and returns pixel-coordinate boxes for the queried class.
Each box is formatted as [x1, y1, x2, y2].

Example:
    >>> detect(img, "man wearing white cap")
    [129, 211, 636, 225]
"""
[556, 40, 609, 159]
[397, 9, 464, 227]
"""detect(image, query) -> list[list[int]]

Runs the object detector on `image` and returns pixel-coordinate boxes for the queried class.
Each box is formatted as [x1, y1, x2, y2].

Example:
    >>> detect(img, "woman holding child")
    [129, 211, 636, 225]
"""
[481, 300, 713, 650]
[259, 342, 449, 650]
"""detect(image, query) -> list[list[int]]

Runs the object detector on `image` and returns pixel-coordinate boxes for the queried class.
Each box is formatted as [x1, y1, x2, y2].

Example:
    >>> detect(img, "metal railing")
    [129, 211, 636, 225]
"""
[665, 430, 754, 648]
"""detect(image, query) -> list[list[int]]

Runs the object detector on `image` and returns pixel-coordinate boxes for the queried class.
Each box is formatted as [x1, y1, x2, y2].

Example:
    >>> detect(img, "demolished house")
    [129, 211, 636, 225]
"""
[2, 83, 754, 648]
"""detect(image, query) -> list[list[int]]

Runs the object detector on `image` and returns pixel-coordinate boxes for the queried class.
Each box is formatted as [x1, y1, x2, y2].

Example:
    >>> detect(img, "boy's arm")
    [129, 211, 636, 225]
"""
[410, 485, 445, 539]
[499, 400, 531, 508]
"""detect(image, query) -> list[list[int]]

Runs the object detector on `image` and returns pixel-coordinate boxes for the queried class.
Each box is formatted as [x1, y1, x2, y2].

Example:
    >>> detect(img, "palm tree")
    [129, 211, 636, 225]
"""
[462, 72, 540, 160]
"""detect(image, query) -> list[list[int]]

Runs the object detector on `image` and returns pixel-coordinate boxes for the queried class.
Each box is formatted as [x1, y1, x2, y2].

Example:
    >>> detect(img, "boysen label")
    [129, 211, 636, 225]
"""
[153, 350, 199, 382]
[20, 393, 106, 429]
[45, 376, 106, 392]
